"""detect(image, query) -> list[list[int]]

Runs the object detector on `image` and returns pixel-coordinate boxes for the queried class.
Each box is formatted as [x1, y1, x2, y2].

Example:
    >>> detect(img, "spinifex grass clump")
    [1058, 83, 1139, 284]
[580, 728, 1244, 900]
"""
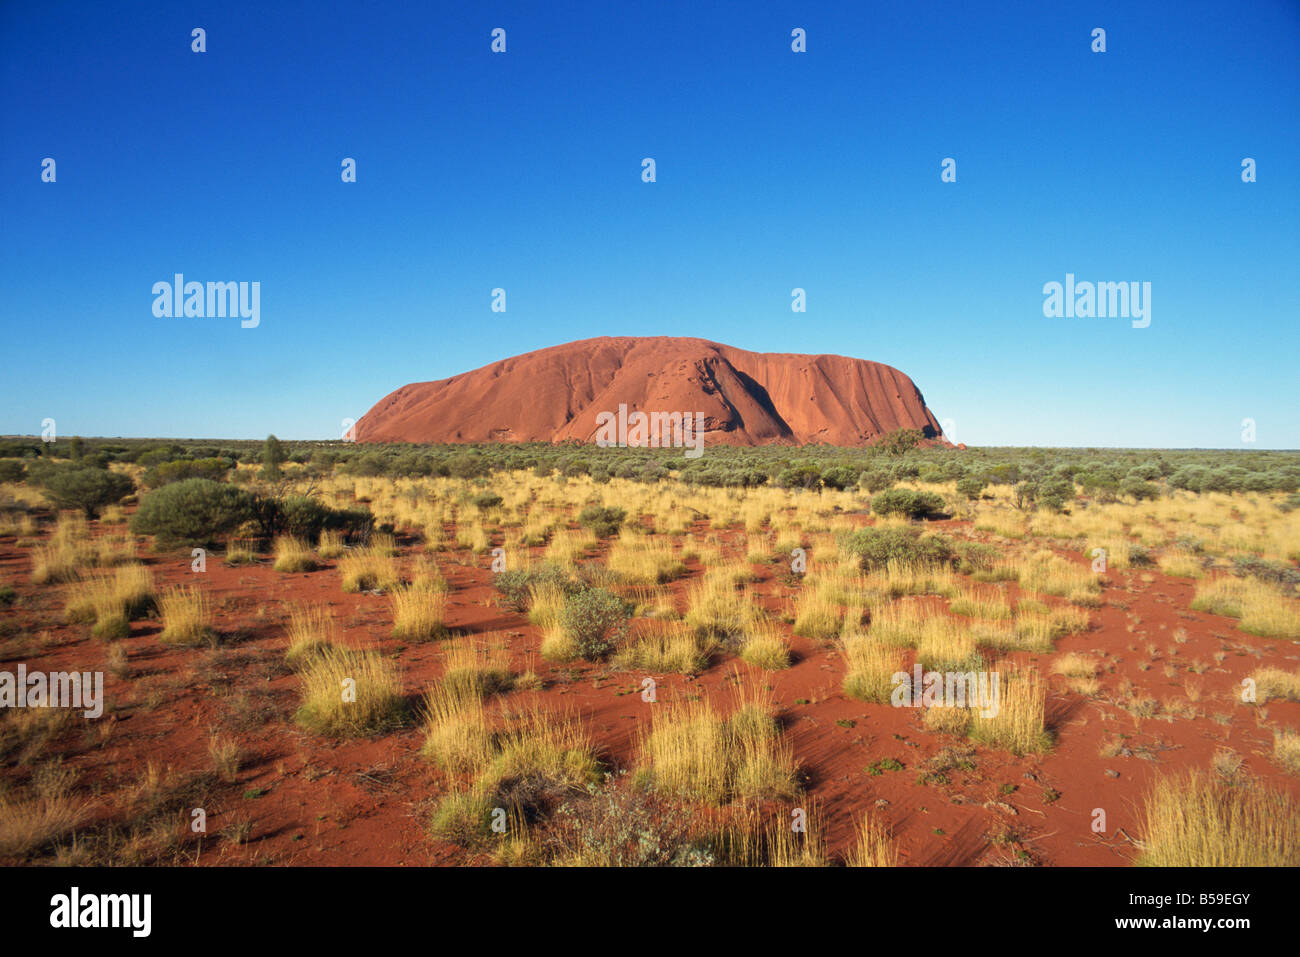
[1137, 771, 1300, 866]
[790, 583, 842, 640]
[846, 810, 899, 867]
[389, 584, 449, 641]
[272, 536, 318, 573]
[638, 684, 798, 805]
[616, 620, 714, 674]
[683, 569, 758, 642]
[1192, 576, 1300, 639]
[969, 669, 1050, 755]
[294, 646, 405, 736]
[317, 528, 347, 560]
[284, 604, 337, 667]
[1017, 550, 1102, 607]
[422, 688, 602, 841]
[840, 633, 900, 704]
[64, 564, 154, 639]
[1246, 666, 1300, 704]
[739, 623, 790, 670]
[948, 586, 1012, 620]
[606, 533, 687, 585]
[338, 543, 402, 593]
[158, 585, 215, 646]
[31, 514, 131, 584]
[440, 638, 515, 699]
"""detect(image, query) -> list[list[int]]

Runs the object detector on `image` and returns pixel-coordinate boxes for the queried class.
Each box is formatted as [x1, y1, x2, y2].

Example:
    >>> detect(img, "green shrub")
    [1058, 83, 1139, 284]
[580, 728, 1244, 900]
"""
[955, 476, 986, 500]
[870, 488, 946, 520]
[131, 478, 255, 548]
[1120, 477, 1160, 501]
[559, 587, 628, 660]
[143, 456, 232, 488]
[471, 492, 504, 509]
[857, 469, 893, 493]
[0, 459, 26, 483]
[494, 563, 577, 611]
[577, 505, 626, 538]
[841, 527, 953, 571]
[33, 464, 134, 518]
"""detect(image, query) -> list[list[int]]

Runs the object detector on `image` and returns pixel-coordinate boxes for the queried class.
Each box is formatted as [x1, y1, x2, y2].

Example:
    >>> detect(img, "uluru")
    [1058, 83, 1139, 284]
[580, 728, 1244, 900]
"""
[355, 336, 945, 447]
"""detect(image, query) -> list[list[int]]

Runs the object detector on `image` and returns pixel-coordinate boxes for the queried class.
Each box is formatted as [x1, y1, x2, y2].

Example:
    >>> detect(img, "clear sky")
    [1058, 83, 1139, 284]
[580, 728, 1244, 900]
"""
[2, 1, 1296, 448]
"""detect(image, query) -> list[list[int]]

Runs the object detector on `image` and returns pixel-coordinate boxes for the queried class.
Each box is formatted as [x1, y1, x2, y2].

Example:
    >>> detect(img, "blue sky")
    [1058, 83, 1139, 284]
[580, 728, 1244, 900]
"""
[2, 0, 1296, 448]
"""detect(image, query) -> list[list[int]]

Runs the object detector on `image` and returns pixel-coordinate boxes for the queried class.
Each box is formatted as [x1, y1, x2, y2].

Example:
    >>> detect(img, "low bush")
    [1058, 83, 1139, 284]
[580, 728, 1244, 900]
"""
[870, 488, 946, 520]
[131, 478, 254, 547]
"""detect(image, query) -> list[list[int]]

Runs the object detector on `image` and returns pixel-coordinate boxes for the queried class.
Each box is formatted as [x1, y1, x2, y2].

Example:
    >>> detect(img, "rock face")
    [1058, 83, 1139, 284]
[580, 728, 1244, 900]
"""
[355, 336, 945, 447]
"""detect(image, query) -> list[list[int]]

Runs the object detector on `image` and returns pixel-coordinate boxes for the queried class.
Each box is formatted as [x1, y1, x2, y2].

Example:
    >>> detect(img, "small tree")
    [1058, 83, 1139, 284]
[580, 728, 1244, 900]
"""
[40, 466, 134, 518]
[261, 434, 286, 480]
[956, 476, 987, 501]
[878, 428, 924, 456]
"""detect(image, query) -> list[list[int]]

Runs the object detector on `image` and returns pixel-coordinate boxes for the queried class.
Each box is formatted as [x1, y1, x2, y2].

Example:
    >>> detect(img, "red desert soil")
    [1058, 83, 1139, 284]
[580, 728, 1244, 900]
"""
[355, 336, 946, 447]
[2, 514, 1298, 867]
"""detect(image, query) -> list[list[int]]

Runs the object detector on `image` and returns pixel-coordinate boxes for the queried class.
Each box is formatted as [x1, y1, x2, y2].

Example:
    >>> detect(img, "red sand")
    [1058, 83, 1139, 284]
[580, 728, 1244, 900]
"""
[3, 514, 1297, 867]
[355, 336, 945, 447]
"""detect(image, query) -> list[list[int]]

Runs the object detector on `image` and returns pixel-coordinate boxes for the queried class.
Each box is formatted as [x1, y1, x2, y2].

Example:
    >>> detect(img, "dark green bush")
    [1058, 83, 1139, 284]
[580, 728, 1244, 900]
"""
[131, 478, 255, 547]
[472, 492, 504, 509]
[33, 464, 134, 518]
[494, 563, 578, 611]
[0, 459, 26, 483]
[143, 456, 232, 488]
[577, 505, 626, 537]
[870, 488, 946, 520]
[955, 476, 986, 500]
[559, 587, 628, 660]
[1120, 477, 1160, 501]
[840, 527, 953, 571]
[857, 469, 892, 493]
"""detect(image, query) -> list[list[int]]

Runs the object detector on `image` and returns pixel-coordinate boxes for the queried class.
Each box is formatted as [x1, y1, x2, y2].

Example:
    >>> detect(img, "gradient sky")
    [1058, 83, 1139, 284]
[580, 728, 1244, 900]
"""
[2, 1, 1297, 448]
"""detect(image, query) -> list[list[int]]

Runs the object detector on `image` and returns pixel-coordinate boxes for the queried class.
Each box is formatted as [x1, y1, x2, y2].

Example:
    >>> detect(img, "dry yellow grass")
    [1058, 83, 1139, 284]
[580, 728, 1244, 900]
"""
[1192, 577, 1300, 639]
[157, 585, 214, 646]
[739, 623, 791, 670]
[1017, 549, 1102, 606]
[969, 669, 1049, 755]
[441, 638, 514, 698]
[617, 620, 713, 674]
[841, 634, 901, 704]
[0, 767, 91, 859]
[294, 645, 404, 736]
[638, 688, 798, 805]
[64, 564, 154, 639]
[339, 546, 402, 593]
[284, 603, 337, 666]
[790, 584, 842, 640]
[915, 617, 980, 672]
[389, 584, 448, 641]
[272, 536, 318, 573]
[948, 586, 1012, 620]
[683, 571, 758, 640]
[1157, 548, 1203, 578]
[317, 529, 347, 559]
[606, 534, 687, 585]
[31, 514, 131, 584]
[1273, 728, 1300, 776]
[1248, 667, 1300, 704]
[1137, 771, 1300, 866]
[846, 810, 898, 867]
